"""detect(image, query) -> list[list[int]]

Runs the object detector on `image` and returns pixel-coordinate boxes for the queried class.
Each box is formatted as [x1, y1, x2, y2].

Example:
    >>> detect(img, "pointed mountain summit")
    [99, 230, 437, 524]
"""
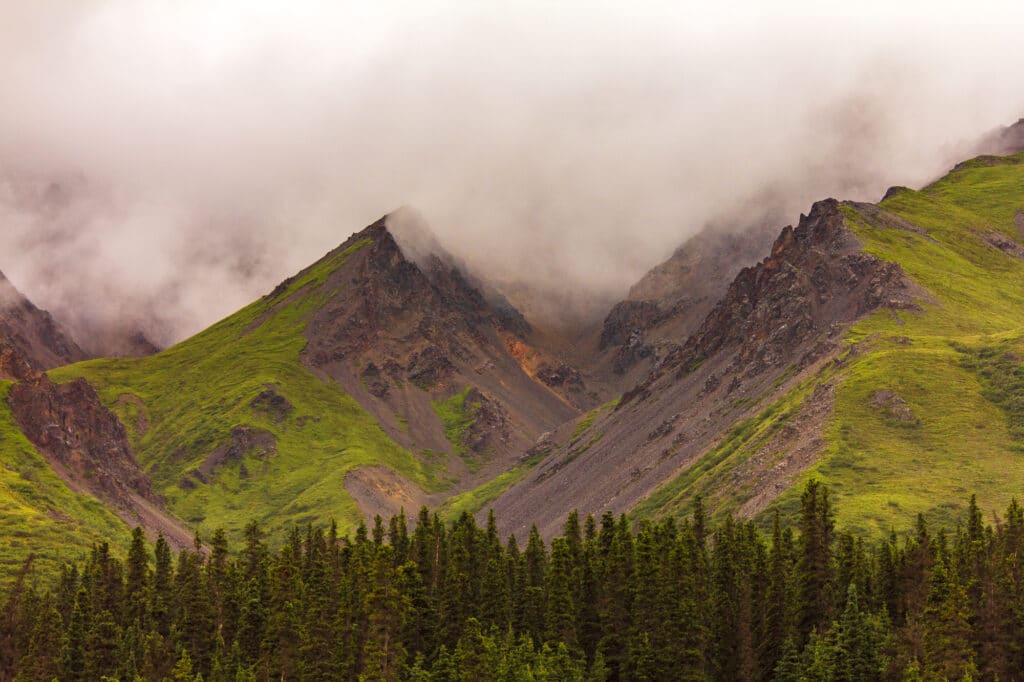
[490, 198, 921, 537]
[279, 212, 582, 464]
[590, 220, 778, 391]
[53, 211, 586, 538]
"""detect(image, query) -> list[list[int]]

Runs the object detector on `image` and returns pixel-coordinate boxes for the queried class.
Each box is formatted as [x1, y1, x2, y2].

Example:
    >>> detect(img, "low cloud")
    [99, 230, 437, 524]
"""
[1, 1, 1022, 349]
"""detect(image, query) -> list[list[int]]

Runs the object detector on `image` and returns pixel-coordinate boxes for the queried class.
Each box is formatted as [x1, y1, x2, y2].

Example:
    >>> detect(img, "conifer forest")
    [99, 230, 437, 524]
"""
[1, 482, 1020, 681]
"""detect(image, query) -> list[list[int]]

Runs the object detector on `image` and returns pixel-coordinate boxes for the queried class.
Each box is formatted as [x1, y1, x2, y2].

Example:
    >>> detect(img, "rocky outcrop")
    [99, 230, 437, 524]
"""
[182, 426, 277, 488]
[535, 362, 585, 393]
[5, 371, 193, 547]
[460, 388, 513, 456]
[0, 342, 35, 383]
[0, 270, 86, 379]
[589, 222, 777, 386]
[6, 374, 157, 512]
[626, 199, 918, 404]
[492, 199, 921, 539]
[249, 385, 294, 422]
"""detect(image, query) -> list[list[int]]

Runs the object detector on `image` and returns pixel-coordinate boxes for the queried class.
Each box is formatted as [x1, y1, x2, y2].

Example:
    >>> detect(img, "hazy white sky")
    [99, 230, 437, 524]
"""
[1, 0, 1022, 347]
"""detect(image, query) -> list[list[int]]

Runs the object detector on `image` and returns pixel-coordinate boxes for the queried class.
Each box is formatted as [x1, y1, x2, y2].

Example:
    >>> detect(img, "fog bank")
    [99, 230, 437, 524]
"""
[1, 1, 1022, 349]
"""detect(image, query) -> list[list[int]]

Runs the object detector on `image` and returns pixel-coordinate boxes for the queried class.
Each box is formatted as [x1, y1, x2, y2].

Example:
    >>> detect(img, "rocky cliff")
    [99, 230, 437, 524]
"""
[5, 372, 192, 547]
[491, 199, 921, 538]
[276, 217, 584, 485]
[591, 222, 777, 389]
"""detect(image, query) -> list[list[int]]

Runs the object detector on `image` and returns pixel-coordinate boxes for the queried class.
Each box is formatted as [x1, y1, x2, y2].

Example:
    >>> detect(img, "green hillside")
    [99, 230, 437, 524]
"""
[636, 153, 1024, 535]
[0, 382, 129, 584]
[53, 238, 444, 541]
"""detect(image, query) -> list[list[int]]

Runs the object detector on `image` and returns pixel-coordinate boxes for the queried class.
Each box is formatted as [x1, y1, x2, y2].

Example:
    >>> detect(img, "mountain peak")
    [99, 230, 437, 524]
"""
[384, 206, 452, 270]
[0, 269, 19, 309]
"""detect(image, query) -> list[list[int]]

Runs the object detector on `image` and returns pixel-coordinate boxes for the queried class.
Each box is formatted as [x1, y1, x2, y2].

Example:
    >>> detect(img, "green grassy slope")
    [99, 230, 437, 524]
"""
[637, 153, 1024, 536]
[53, 239, 444, 540]
[0, 382, 129, 584]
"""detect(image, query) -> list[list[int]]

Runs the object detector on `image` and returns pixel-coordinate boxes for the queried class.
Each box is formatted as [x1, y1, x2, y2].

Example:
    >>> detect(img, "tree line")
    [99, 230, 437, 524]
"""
[1, 481, 1022, 681]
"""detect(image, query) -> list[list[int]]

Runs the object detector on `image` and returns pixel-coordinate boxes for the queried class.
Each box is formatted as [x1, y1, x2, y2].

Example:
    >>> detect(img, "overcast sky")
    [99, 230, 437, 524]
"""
[1, 0, 1022, 348]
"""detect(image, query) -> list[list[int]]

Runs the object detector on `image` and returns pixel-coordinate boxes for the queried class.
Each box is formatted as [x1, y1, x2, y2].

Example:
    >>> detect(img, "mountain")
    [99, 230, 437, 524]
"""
[2, 122, 1023, 578]
[299, 217, 584, 460]
[55, 216, 588, 540]
[487, 198, 920, 537]
[485, 147, 1024, 538]
[587, 221, 778, 393]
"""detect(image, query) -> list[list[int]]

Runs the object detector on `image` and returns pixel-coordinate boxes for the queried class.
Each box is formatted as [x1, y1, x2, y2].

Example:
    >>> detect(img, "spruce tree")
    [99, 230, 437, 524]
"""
[797, 480, 836, 641]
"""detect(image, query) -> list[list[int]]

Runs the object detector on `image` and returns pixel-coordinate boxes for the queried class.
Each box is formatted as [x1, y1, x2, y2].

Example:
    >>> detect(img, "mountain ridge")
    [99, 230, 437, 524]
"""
[487, 197, 922, 537]
[2, 128, 1024, 574]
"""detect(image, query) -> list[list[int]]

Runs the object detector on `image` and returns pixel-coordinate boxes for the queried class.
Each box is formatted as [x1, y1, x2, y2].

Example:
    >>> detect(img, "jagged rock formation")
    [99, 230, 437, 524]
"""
[282, 218, 583, 479]
[0, 271, 188, 546]
[7, 375, 154, 509]
[633, 200, 918, 394]
[5, 372, 192, 547]
[587, 222, 778, 392]
[0, 270, 86, 380]
[491, 199, 921, 538]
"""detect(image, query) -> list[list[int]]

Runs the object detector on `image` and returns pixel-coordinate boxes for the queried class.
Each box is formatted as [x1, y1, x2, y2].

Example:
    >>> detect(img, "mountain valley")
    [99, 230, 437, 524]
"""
[1, 119, 1023, 580]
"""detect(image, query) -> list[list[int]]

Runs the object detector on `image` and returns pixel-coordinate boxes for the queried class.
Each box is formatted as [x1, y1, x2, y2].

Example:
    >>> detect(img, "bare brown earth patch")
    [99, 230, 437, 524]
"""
[345, 466, 428, 521]
[735, 382, 835, 518]
[869, 389, 919, 425]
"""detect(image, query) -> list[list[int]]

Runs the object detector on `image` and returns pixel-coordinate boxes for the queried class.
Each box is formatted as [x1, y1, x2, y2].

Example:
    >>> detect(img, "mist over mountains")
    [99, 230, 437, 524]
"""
[1, 2, 1023, 351]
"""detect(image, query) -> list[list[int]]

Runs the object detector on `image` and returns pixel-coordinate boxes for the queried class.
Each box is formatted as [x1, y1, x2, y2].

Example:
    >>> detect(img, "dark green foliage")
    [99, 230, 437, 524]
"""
[6, 481, 1024, 679]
